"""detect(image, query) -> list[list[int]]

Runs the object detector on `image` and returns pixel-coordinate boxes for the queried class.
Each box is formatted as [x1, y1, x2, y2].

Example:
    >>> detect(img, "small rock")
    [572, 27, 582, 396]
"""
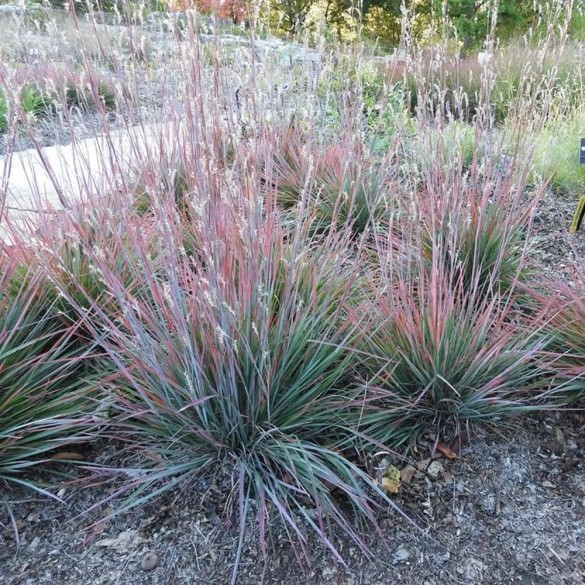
[480, 494, 496, 514]
[427, 460, 445, 480]
[26, 512, 40, 523]
[141, 552, 159, 571]
[433, 550, 451, 566]
[321, 566, 336, 580]
[416, 458, 431, 472]
[464, 558, 486, 582]
[393, 546, 411, 564]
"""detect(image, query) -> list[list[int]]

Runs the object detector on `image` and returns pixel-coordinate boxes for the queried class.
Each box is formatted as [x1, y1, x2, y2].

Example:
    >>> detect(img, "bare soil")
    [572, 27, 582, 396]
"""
[1, 188, 584, 585]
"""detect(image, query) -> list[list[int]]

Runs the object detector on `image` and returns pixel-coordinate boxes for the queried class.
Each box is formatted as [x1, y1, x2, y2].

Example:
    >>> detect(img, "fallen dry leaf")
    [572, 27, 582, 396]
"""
[84, 515, 111, 545]
[436, 442, 459, 460]
[400, 465, 417, 484]
[95, 529, 146, 554]
[551, 428, 565, 455]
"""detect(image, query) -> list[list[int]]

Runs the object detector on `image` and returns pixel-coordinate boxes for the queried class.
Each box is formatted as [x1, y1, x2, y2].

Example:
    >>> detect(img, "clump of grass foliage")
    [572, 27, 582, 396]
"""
[539, 269, 585, 403]
[65, 191, 396, 579]
[263, 128, 393, 236]
[413, 148, 536, 301]
[13, 200, 160, 339]
[353, 239, 551, 448]
[352, 93, 551, 447]
[0, 253, 98, 536]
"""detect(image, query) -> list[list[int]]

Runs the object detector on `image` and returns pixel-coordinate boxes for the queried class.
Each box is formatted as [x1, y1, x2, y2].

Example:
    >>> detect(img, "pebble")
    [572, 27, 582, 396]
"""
[140, 552, 159, 571]
[427, 460, 445, 479]
[26, 512, 40, 523]
[393, 546, 411, 564]
[321, 566, 336, 580]
[480, 494, 496, 514]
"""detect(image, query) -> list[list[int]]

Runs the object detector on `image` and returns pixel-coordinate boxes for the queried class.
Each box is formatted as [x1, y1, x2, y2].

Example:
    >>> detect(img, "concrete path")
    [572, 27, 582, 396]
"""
[0, 123, 169, 212]
[0, 123, 173, 241]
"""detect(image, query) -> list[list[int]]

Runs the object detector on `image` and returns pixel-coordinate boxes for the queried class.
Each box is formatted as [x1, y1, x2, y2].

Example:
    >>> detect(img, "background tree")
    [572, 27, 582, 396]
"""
[426, 0, 537, 50]
[274, 0, 313, 33]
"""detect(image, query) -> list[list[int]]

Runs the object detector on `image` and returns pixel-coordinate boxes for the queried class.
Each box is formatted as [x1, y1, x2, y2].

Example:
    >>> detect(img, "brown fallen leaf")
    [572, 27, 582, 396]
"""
[436, 442, 459, 460]
[95, 529, 146, 553]
[83, 515, 111, 545]
[50, 452, 84, 461]
[400, 464, 417, 485]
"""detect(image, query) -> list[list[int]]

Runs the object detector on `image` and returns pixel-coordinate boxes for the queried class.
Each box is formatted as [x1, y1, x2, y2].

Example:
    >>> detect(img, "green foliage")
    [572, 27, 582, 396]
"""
[65, 82, 117, 111]
[440, 0, 535, 49]
[569, 12, 585, 41]
[0, 258, 97, 503]
[273, 0, 313, 33]
[0, 91, 7, 131]
[542, 276, 585, 403]
[355, 264, 549, 447]
[530, 111, 585, 195]
[21, 85, 55, 120]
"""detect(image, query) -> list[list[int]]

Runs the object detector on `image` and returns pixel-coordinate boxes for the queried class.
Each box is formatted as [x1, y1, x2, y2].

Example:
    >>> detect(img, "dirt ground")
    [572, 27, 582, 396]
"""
[1, 189, 585, 585]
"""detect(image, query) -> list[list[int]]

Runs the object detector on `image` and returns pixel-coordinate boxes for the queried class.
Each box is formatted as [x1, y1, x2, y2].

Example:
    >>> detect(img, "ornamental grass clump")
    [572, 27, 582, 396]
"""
[399, 117, 538, 306]
[420, 200, 531, 302]
[263, 129, 392, 237]
[309, 150, 390, 237]
[0, 254, 98, 531]
[9, 200, 158, 344]
[353, 239, 552, 448]
[77, 193, 396, 579]
[538, 272, 585, 403]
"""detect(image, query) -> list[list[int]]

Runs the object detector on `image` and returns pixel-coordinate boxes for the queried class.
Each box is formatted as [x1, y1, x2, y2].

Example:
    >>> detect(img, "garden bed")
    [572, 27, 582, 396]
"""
[1, 5, 585, 585]
[1, 187, 584, 585]
[1, 412, 583, 585]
